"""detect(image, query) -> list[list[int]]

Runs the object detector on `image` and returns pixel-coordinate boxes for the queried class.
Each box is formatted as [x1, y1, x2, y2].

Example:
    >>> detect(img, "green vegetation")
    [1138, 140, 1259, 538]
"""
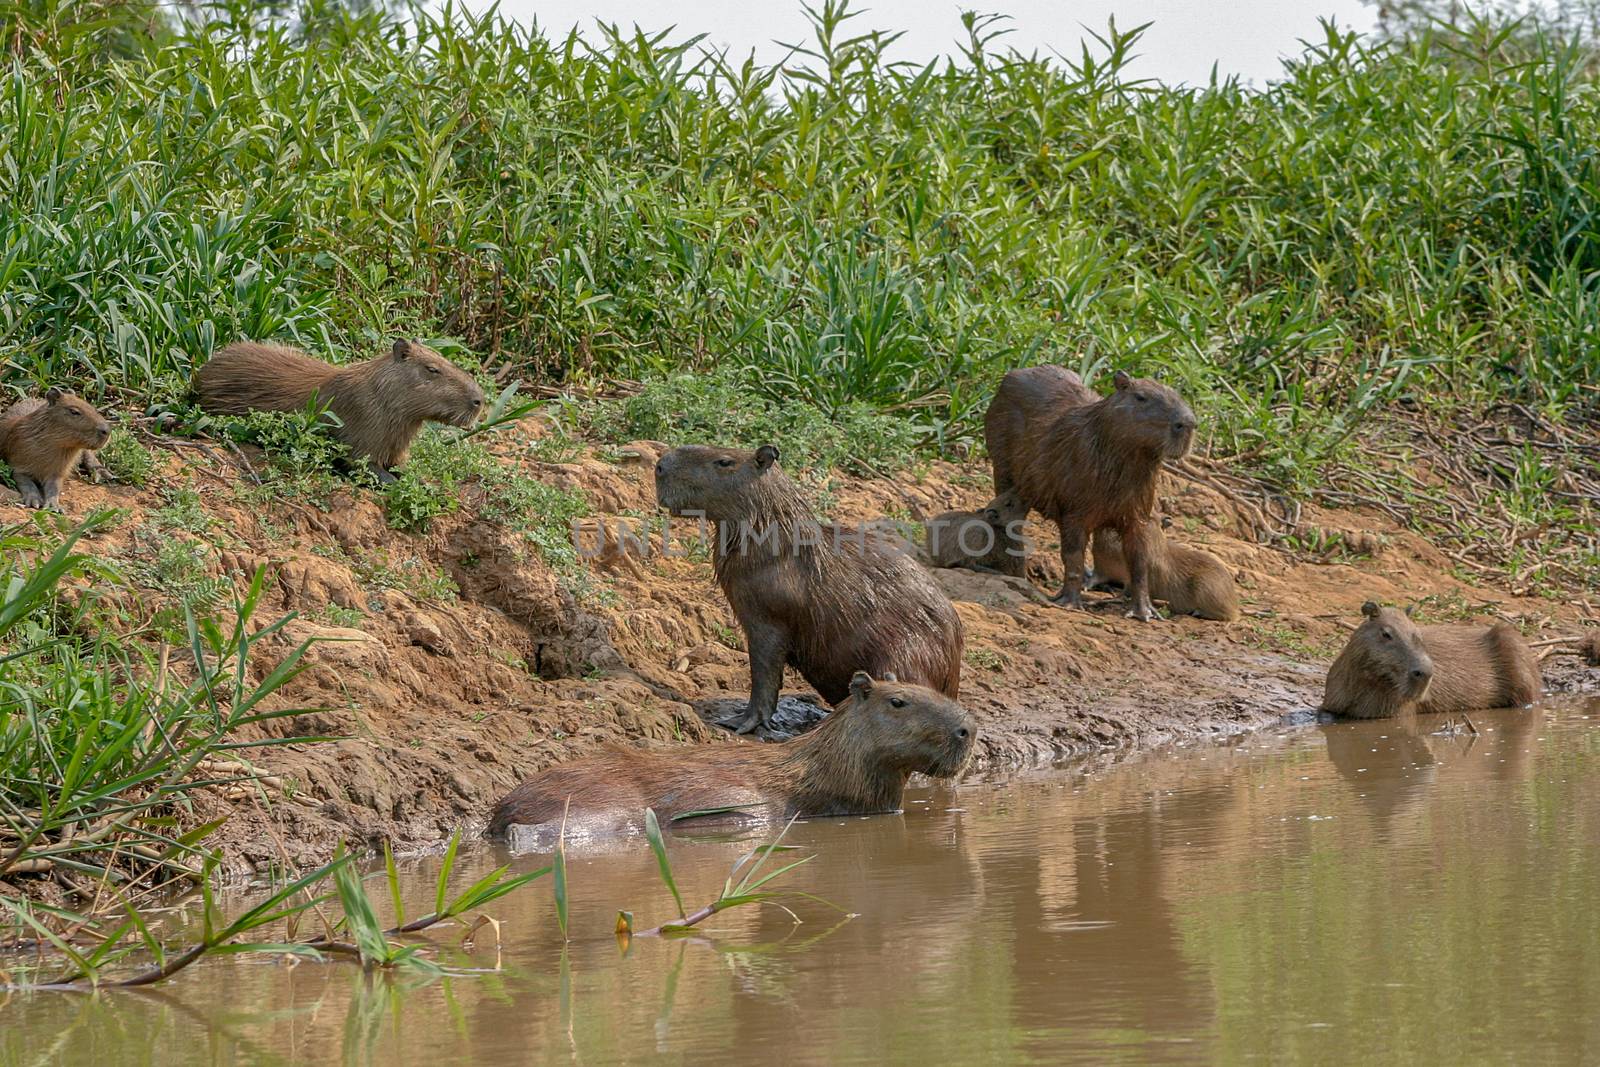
[1, 0, 1595, 580]
[0, 514, 314, 909]
[95, 427, 158, 487]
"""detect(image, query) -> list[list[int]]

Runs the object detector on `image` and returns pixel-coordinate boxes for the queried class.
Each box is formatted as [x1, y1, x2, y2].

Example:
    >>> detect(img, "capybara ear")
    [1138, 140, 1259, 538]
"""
[982, 507, 1000, 523]
[1160, 515, 1174, 529]
[1361, 600, 1380, 618]
[1113, 370, 1133, 391]
[1404, 603, 1417, 618]
[391, 339, 412, 360]
[848, 671, 874, 699]
[755, 444, 780, 470]
[45, 386, 63, 404]
[882, 671, 898, 682]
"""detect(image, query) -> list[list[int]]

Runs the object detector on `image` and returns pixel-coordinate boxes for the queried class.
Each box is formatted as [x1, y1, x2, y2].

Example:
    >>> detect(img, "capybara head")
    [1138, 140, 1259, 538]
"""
[1105, 370, 1195, 460]
[654, 443, 785, 523]
[41, 387, 111, 449]
[1340, 601, 1436, 701]
[374, 339, 485, 427]
[843, 670, 975, 778]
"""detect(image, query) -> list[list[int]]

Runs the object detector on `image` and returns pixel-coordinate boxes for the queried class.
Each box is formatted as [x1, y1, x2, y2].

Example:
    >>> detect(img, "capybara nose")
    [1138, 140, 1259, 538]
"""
[1410, 667, 1430, 681]
[1173, 418, 1194, 435]
[955, 726, 971, 742]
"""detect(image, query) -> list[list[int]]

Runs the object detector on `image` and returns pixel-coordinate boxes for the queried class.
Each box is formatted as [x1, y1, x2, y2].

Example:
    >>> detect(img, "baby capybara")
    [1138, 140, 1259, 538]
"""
[487, 671, 976, 837]
[1322, 601, 1542, 719]
[654, 443, 963, 734]
[984, 365, 1196, 621]
[0, 388, 111, 510]
[1089, 520, 1240, 621]
[924, 489, 1028, 576]
[194, 339, 485, 480]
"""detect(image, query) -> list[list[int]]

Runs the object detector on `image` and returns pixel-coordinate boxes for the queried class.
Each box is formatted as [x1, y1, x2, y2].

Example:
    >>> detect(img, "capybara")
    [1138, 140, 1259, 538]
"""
[487, 671, 976, 837]
[1322, 601, 1542, 719]
[984, 365, 1196, 620]
[924, 489, 1028, 576]
[1089, 520, 1240, 621]
[1580, 631, 1600, 667]
[0, 388, 111, 510]
[194, 339, 485, 480]
[654, 443, 963, 734]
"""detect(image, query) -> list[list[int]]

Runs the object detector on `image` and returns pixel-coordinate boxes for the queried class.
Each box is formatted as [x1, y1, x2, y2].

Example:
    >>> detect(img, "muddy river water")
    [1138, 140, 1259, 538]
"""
[5, 696, 1600, 1065]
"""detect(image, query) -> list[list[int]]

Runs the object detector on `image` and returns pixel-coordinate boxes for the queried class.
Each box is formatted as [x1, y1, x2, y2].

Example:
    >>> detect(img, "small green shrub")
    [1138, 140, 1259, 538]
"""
[95, 428, 157, 487]
[151, 483, 213, 534]
[211, 405, 358, 499]
[581, 367, 926, 477]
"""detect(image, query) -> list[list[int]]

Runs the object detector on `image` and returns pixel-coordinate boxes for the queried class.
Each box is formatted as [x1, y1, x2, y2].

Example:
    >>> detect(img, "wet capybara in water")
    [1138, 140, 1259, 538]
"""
[487, 672, 976, 837]
[654, 443, 963, 734]
[924, 489, 1028, 576]
[1089, 520, 1240, 621]
[195, 339, 485, 481]
[984, 365, 1196, 620]
[0, 388, 111, 510]
[1322, 601, 1542, 719]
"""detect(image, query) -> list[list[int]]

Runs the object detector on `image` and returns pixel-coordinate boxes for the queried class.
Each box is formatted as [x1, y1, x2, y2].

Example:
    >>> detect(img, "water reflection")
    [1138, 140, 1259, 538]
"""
[3, 698, 1598, 1066]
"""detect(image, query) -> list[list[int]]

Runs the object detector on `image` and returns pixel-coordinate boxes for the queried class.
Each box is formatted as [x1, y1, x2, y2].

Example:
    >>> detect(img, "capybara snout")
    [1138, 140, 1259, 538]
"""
[1110, 372, 1195, 460]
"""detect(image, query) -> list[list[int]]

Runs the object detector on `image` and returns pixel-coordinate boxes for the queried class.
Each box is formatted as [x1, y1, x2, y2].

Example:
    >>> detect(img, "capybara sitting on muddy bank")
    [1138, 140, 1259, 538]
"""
[0, 388, 111, 510]
[984, 365, 1196, 621]
[194, 339, 485, 481]
[924, 489, 1028, 576]
[654, 443, 963, 734]
[1089, 520, 1240, 622]
[1322, 601, 1542, 719]
[487, 671, 976, 837]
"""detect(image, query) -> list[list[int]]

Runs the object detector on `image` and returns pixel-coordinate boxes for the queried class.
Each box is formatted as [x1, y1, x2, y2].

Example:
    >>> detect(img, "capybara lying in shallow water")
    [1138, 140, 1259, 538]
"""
[487, 672, 976, 838]
[1322, 601, 1542, 719]
[0, 388, 111, 510]
[654, 443, 963, 735]
[984, 365, 1196, 621]
[1089, 520, 1240, 621]
[194, 339, 485, 481]
[924, 489, 1028, 575]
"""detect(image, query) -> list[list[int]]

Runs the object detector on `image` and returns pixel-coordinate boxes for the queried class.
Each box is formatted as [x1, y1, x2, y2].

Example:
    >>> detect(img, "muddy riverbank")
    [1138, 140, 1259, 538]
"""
[13, 419, 1597, 874]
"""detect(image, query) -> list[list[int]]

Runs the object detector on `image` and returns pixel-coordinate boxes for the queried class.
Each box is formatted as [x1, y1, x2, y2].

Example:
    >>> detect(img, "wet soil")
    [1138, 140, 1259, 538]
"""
[9, 422, 1596, 873]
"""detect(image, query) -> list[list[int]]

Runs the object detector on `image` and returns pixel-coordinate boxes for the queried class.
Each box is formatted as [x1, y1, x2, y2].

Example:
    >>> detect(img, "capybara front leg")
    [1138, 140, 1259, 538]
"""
[14, 474, 45, 510]
[1120, 521, 1160, 622]
[78, 450, 103, 483]
[727, 624, 787, 735]
[39, 477, 63, 512]
[1050, 525, 1087, 609]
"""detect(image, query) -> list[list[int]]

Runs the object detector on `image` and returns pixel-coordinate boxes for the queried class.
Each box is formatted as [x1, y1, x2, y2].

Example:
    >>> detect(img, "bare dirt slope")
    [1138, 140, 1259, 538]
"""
[16, 422, 1597, 872]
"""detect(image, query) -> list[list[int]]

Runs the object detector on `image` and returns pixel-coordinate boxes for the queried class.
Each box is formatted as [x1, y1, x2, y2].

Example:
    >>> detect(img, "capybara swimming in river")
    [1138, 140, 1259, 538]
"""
[487, 672, 976, 837]
[924, 489, 1028, 576]
[195, 339, 485, 481]
[1089, 520, 1240, 622]
[984, 365, 1196, 620]
[654, 443, 963, 734]
[1322, 601, 1542, 719]
[0, 388, 110, 510]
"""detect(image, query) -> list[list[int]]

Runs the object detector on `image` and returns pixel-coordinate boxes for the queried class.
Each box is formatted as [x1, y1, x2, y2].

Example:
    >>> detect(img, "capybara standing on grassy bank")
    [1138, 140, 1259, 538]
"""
[487, 672, 976, 837]
[655, 444, 963, 735]
[194, 339, 485, 481]
[924, 489, 1028, 575]
[0, 388, 111, 510]
[1090, 520, 1240, 622]
[1322, 601, 1542, 719]
[984, 365, 1196, 620]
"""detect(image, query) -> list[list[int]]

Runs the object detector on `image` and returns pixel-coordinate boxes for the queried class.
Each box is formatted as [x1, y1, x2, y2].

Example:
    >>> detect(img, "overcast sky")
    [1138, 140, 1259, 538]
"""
[463, 1, 1379, 87]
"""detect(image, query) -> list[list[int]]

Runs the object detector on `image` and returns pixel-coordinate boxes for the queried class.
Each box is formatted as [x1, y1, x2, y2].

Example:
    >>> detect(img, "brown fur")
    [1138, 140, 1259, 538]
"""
[0, 389, 111, 509]
[1580, 631, 1600, 666]
[487, 672, 976, 837]
[1323, 602, 1543, 719]
[654, 444, 964, 734]
[1089, 521, 1240, 621]
[984, 365, 1196, 620]
[924, 489, 1028, 575]
[194, 339, 485, 477]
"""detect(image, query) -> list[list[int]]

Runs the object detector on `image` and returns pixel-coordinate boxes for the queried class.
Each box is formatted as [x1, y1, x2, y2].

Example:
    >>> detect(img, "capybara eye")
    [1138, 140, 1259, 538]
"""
[716, 458, 735, 469]
[1381, 629, 1393, 640]
[1134, 393, 1147, 403]
[425, 365, 441, 376]
[890, 697, 907, 708]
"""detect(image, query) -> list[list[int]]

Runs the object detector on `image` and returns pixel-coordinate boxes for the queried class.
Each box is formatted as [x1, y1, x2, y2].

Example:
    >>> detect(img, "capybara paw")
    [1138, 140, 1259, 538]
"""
[19, 491, 45, 509]
[1124, 604, 1160, 622]
[720, 707, 764, 734]
[372, 466, 399, 485]
[1049, 590, 1084, 609]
